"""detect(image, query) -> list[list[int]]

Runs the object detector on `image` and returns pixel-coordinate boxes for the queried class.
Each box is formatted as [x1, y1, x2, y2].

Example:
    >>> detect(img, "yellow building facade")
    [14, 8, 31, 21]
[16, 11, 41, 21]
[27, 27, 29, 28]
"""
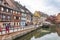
[33, 11, 41, 25]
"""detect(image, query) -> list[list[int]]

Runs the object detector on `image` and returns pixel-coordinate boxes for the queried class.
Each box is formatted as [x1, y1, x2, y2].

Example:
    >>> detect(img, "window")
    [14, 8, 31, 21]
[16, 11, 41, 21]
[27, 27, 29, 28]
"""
[22, 13, 26, 16]
[1, 7, 4, 11]
[16, 11, 18, 14]
[21, 9, 25, 12]
[6, 9, 8, 12]
[7, 16, 11, 20]
[13, 11, 15, 13]
[10, 10, 12, 13]
[3, 8, 6, 12]
[18, 12, 20, 14]
[21, 17, 26, 20]
[3, 15, 5, 18]
[14, 16, 15, 19]
[18, 23, 20, 26]
[19, 23, 21, 26]
[21, 13, 23, 16]
[26, 11, 29, 13]
[19, 17, 20, 19]
[17, 22, 18, 25]
[21, 22, 25, 26]
[0, 15, 2, 18]
[7, 16, 10, 19]
[2, 15, 6, 21]
[14, 22, 15, 25]
[25, 14, 26, 16]
[16, 17, 19, 20]
[14, 16, 20, 20]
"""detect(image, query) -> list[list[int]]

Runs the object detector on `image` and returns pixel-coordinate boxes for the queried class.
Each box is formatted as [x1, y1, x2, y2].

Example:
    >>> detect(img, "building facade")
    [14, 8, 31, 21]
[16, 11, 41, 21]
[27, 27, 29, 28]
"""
[33, 11, 48, 25]
[20, 7, 32, 26]
[0, 0, 32, 28]
[14, 1, 32, 26]
[0, 0, 14, 27]
[33, 11, 41, 25]
[55, 13, 60, 24]
[0, 0, 21, 28]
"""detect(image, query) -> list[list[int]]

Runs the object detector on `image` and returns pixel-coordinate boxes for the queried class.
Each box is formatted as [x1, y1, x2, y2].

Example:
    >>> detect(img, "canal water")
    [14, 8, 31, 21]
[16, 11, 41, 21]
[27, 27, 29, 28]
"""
[14, 28, 60, 40]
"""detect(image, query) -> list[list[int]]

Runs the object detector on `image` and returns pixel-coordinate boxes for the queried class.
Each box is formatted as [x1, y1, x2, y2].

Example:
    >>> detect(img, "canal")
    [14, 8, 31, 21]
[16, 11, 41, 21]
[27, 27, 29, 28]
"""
[14, 27, 60, 40]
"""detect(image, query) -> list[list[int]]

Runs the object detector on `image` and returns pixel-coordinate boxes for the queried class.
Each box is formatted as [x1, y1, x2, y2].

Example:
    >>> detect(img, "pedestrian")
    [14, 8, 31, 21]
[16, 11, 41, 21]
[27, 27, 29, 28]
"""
[5, 23, 10, 34]
[0, 25, 2, 34]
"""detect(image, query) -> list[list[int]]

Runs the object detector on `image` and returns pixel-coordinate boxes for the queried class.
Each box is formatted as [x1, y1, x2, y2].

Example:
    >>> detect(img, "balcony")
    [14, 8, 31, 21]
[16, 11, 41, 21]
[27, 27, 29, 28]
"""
[0, 11, 12, 15]
[13, 13, 21, 16]
[0, 19, 11, 22]
[13, 19, 20, 22]
[12, 16, 21, 22]
[13, 12, 21, 16]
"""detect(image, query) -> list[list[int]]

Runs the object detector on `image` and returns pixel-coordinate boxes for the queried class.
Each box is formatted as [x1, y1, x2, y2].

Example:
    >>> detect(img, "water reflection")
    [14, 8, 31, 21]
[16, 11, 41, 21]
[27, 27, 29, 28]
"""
[14, 28, 60, 40]
[31, 33, 60, 40]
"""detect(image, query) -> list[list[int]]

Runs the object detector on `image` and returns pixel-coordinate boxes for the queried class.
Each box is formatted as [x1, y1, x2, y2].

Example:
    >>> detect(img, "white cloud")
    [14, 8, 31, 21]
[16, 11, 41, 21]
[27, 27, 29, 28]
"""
[15, 0, 60, 15]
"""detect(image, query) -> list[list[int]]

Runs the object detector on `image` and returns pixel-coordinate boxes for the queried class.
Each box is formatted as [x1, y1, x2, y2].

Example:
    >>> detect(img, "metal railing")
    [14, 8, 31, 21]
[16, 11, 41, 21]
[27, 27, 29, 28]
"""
[0, 25, 35, 35]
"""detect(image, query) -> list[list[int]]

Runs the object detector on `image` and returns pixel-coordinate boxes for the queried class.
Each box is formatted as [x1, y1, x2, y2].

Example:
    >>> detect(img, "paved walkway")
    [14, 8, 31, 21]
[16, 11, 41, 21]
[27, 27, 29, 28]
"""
[0, 26, 36, 40]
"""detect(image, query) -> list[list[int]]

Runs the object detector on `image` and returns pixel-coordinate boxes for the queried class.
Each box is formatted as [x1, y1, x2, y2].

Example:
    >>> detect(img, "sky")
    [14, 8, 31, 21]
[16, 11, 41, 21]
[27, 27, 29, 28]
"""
[15, 0, 60, 15]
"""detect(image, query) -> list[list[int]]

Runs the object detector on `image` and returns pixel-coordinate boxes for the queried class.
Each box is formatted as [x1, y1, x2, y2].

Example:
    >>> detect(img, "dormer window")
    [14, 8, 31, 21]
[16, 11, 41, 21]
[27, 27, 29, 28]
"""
[4, 0, 8, 6]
